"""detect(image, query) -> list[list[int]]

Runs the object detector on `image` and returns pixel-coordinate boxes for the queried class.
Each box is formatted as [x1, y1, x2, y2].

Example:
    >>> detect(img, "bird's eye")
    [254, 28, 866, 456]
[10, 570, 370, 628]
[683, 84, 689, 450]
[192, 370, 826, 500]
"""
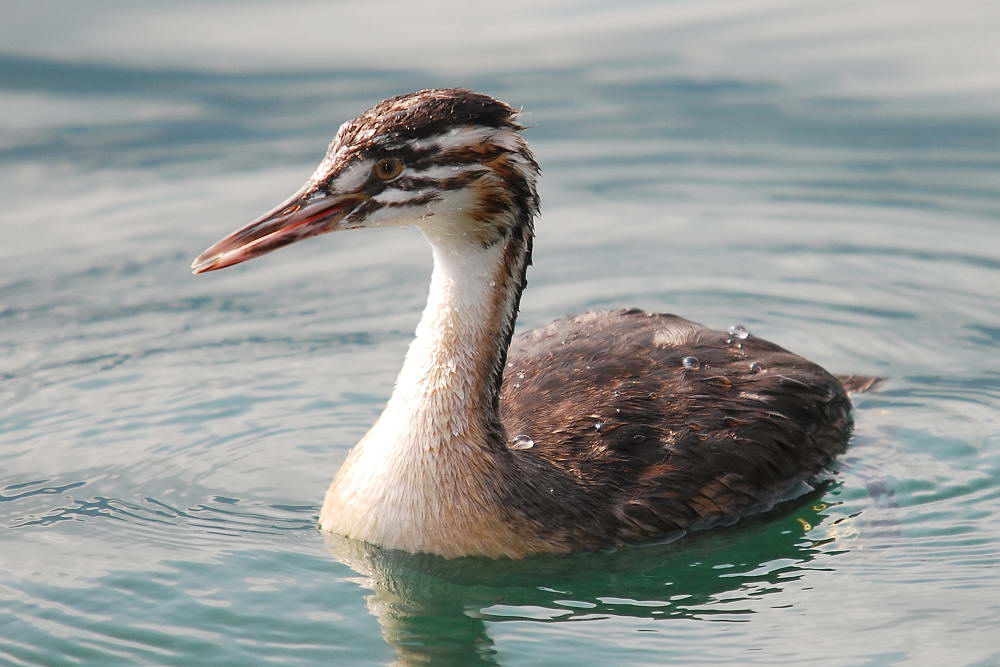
[373, 157, 405, 181]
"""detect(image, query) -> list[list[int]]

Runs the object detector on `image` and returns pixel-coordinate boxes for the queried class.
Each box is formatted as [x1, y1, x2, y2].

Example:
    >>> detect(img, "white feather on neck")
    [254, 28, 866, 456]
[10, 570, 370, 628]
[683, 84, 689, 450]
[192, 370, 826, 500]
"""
[319, 216, 525, 555]
[383, 225, 505, 442]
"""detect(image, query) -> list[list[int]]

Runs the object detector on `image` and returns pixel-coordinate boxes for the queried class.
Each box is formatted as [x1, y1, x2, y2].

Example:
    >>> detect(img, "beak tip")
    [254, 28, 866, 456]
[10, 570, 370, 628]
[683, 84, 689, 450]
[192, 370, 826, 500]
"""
[190, 187, 359, 277]
[190, 254, 217, 274]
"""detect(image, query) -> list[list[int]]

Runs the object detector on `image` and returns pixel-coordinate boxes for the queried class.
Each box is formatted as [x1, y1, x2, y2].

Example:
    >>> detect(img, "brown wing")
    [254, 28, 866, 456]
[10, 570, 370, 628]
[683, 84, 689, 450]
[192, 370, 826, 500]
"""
[498, 308, 854, 548]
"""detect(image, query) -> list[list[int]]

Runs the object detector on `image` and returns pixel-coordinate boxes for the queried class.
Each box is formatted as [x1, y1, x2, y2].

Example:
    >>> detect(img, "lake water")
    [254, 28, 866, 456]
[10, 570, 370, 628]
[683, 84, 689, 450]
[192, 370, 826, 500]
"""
[2, 2, 999, 664]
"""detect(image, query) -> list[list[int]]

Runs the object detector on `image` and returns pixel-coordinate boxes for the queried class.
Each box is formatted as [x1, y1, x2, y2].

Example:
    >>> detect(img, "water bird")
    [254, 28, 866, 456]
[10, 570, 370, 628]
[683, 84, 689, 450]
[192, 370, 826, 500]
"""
[192, 88, 879, 559]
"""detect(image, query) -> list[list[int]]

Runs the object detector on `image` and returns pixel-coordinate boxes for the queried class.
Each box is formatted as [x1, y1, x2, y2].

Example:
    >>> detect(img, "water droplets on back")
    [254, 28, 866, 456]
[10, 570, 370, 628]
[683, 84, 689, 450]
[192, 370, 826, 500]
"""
[727, 324, 750, 341]
[509, 434, 534, 450]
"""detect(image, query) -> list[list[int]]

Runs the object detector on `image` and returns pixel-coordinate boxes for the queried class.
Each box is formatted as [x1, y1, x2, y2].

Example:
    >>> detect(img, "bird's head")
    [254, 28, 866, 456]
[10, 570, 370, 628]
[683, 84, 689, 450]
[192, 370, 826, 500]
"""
[191, 88, 540, 273]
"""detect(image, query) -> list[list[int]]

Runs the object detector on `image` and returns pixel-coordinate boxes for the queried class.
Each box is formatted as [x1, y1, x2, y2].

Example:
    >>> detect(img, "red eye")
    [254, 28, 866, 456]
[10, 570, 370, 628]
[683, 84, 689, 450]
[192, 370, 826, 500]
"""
[373, 157, 404, 181]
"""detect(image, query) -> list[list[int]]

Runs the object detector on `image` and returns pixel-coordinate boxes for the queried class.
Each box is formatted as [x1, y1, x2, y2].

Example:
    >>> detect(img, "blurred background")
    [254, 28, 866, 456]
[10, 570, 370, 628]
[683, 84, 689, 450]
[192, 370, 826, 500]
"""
[2, 1, 999, 664]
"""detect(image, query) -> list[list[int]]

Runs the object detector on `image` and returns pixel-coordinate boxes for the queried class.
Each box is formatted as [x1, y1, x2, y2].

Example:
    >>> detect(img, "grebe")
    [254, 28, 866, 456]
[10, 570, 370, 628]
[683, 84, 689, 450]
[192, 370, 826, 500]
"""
[193, 89, 877, 559]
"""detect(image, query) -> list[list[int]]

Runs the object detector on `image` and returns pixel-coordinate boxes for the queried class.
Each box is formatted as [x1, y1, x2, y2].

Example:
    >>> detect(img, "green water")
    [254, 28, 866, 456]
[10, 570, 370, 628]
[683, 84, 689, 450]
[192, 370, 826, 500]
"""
[2, 2, 1000, 664]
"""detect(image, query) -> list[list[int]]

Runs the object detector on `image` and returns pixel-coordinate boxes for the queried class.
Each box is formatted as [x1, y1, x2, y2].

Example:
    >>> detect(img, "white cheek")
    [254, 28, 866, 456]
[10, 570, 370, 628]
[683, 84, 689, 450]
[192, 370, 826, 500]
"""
[360, 201, 429, 228]
[425, 187, 475, 216]
[416, 188, 481, 240]
[373, 188, 431, 204]
[358, 185, 476, 230]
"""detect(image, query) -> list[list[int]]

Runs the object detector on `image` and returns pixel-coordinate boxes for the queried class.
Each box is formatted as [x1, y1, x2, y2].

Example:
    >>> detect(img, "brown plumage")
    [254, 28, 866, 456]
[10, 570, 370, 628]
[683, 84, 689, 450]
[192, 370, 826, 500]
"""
[192, 88, 881, 558]
[497, 309, 858, 550]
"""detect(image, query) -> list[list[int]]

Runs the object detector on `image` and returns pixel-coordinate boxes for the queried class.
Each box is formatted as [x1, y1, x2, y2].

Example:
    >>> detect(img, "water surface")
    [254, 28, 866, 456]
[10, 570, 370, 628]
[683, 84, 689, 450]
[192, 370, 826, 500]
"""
[2, 2, 999, 664]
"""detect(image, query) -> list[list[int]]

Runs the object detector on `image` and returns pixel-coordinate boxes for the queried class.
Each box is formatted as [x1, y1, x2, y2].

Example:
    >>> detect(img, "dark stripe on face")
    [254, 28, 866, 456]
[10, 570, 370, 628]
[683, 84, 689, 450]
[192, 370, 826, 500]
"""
[439, 169, 489, 190]
[385, 191, 440, 208]
[374, 143, 439, 165]
[375, 167, 489, 196]
[411, 146, 506, 169]
[346, 191, 442, 225]
[391, 176, 440, 191]
[322, 141, 497, 195]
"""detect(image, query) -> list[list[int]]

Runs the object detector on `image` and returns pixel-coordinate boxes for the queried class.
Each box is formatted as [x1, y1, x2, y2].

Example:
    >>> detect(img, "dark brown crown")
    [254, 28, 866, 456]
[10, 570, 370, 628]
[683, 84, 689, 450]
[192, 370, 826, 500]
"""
[334, 88, 521, 152]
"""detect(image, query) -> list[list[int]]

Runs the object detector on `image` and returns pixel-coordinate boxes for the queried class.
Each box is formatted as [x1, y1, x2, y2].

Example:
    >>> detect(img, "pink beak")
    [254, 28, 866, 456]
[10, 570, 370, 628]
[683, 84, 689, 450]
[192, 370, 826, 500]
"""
[191, 187, 367, 274]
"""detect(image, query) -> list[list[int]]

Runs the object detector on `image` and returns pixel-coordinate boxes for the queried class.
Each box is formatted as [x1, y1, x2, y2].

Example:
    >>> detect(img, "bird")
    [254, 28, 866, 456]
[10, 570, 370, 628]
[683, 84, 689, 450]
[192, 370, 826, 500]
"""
[192, 88, 879, 559]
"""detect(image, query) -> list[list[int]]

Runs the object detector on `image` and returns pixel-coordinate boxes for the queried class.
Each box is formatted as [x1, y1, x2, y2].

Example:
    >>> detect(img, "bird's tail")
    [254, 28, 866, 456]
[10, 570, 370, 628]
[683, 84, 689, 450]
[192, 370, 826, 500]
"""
[836, 375, 886, 394]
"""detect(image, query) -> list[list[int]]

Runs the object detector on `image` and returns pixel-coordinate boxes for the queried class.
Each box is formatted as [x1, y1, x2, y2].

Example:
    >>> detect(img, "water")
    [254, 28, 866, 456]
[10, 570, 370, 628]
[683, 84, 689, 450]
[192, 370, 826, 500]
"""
[2, 1, 999, 664]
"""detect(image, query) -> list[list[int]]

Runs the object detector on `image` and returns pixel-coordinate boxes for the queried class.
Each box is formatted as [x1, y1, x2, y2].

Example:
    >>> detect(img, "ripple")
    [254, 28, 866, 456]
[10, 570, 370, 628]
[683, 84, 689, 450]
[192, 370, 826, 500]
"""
[6, 487, 316, 547]
[2, 3, 1000, 664]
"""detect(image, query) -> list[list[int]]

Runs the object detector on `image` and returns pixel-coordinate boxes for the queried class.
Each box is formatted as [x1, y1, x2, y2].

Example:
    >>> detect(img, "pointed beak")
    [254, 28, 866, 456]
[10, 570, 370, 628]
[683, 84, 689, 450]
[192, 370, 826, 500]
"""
[191, 186, 368, 274]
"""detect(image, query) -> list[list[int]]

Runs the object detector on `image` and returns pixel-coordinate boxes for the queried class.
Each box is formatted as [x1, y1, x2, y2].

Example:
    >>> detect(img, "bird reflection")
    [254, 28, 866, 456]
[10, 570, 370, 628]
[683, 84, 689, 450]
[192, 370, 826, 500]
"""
[323, 486, 860, 665]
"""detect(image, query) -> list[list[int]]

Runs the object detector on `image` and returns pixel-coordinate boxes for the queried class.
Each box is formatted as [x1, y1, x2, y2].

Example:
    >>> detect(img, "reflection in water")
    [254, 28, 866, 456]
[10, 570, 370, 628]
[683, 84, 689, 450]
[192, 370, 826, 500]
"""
[324, 488, 860, 665]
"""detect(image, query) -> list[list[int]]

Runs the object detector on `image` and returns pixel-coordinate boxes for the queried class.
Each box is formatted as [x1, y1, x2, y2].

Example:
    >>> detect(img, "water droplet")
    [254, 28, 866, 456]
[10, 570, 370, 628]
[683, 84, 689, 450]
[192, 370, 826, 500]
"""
[509, 434, 534, 450]
[489, 280, 496, 287]
[749, 361, 764, 373]
[452, 429, 460, 437]
[512, 383, 520, 388]
[594, 422, 603, 431]
[632, 433, 647, 442]
[728, 324, 749, 340]
[682, 356, 700, 369]
[516, 372, 525, 380]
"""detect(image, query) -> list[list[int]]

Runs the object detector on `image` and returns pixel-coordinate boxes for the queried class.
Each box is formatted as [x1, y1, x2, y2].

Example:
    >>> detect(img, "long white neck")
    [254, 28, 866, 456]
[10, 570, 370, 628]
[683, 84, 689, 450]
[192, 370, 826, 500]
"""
[320, 221, 536, 558]
[382, 230, 511, 442]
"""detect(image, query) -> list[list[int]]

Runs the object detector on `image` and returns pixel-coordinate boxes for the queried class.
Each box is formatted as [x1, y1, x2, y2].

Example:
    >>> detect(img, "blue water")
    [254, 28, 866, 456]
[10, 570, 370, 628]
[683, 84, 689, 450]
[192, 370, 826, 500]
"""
[3, 2, 1000, 664]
